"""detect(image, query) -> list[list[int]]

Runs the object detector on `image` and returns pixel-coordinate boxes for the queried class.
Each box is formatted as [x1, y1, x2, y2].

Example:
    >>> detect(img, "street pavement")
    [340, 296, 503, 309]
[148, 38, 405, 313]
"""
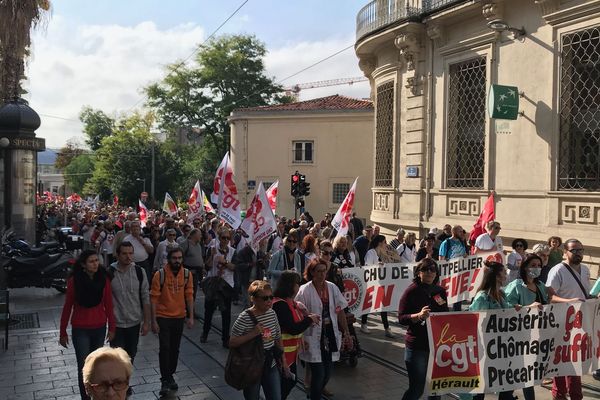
[1, 287, 599, 399]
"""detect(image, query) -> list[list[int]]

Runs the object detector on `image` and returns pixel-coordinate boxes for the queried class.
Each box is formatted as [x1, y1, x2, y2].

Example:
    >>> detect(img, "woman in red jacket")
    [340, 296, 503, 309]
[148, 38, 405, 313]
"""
[60, 250, 116, 400]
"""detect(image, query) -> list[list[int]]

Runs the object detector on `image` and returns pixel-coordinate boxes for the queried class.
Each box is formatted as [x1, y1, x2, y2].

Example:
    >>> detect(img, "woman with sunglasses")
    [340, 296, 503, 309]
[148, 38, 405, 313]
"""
[398, 258, 448, 400]
[230, 280, 286, 400]
[202, 227, 236, 347]
[506, 238, 528, 284]
[268, 232, 299, 289]
[296, 259, 351, 400]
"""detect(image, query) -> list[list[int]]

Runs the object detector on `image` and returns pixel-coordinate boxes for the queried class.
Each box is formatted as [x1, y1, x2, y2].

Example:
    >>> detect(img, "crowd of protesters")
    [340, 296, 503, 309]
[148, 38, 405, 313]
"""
[43, 201, 600, 400]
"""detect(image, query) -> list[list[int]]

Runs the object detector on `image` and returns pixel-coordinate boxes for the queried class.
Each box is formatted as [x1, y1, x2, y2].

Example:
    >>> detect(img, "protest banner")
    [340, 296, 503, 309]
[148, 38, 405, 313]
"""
[437, 251, 504, 305]
[426, 300, 600, 395]
[265, 180, 278, 213]
[341, 264, 414, 316]
[331, 177, 357, 238]
[240, 182, 277, 249]
[187, 180, 205, 223]
[212, 152, 242, 229]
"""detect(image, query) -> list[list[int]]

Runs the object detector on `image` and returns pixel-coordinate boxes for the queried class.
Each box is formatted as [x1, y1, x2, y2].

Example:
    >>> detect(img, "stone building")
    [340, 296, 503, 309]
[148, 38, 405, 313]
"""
[355, 0, 600, 274]
[229, 95, 374, 224]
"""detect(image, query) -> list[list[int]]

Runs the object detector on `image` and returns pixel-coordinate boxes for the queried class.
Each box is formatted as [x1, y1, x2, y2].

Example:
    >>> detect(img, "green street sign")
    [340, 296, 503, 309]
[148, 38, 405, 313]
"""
[488, 84, 519, 120]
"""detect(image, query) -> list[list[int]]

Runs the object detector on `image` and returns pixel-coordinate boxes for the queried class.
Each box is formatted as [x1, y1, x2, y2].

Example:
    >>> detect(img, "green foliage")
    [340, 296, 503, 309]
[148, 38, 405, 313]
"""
[79, 106, 115, 151]
[145, 34, 290, 182]
[55, 138, 85, 170]
[64, 154, 94, 194]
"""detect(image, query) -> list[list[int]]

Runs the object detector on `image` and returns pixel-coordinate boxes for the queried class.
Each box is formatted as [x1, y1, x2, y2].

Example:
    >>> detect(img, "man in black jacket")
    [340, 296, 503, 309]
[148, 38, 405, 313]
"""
[232, 243, 257, 308]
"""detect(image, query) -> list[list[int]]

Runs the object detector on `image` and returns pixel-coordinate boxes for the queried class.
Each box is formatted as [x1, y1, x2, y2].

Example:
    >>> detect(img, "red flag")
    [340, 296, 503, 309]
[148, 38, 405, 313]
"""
[113, 195, 119, 206]
[469, 192, 495, 247]
[138, 200, 148, 228]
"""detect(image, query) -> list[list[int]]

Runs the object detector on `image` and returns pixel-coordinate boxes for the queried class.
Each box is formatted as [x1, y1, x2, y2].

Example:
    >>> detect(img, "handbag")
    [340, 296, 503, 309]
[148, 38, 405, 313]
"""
[224, 310, 265, 390]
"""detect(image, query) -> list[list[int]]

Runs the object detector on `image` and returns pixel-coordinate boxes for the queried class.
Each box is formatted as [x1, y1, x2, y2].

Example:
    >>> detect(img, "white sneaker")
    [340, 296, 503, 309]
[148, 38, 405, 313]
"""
[385, 328, 395, 338]
[360, 323, 370, 334]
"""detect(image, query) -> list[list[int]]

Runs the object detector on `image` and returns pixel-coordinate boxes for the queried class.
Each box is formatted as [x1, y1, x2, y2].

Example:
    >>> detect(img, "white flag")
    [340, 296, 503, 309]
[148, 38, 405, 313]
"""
[163, 192, 178, 216]
[265, 180, 279, 213]
[240, 182, 277, 248]
[138, 200, 149, 228]
[331, 178, 358, 238]
[187, 180, 205, 222]
[212, 152, 241, 228]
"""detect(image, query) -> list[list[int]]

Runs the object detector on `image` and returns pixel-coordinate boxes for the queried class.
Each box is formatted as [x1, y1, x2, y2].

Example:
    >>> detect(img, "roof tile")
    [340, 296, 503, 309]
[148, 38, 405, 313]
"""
[235, 94, 373, 112]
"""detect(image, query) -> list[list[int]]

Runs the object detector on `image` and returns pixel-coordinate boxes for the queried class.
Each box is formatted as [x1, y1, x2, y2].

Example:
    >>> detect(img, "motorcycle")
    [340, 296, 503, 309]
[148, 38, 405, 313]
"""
[3, 230, 65, 257]
[0, 229, 74, 293]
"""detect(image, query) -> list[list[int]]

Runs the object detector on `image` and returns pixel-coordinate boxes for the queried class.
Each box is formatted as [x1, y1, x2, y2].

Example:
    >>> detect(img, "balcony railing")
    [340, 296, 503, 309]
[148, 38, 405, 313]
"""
[356, 0, 468, 41]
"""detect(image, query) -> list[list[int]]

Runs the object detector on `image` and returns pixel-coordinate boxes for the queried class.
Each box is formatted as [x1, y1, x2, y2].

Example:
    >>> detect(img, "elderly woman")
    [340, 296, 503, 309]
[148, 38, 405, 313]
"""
[267, 232, 299, 288]
[230, 280, 285, 400]
[83, 347, 132, 400]
[296, 259, 351, 400]
[398, 258, 448, 400]
[531, 243, 551, 283]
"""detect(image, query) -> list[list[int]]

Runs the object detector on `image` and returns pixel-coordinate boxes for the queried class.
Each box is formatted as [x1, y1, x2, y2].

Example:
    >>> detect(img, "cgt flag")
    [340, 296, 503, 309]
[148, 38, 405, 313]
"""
[331, 178, 358, 238]
[138, 199, 148, 228]
[240, 181, 277, 249]
[113, 195, 119, 207]
[468, 192, 495, 252]
[212, 152, 241, 228]
[265, 180, 279, 213]
[163, 192, 178, 216]
[187, 180, 205, 223]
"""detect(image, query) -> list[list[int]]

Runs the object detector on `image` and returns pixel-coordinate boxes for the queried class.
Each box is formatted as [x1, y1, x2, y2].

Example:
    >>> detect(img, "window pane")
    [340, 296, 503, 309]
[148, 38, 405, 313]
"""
[559, 26, 600, 190]
[305, 142, 313, 161]
[375, 82, 394, 187]
[446, 57, 486, 189]
[294, 142, 303, 162]
[332, 183, 351, 204]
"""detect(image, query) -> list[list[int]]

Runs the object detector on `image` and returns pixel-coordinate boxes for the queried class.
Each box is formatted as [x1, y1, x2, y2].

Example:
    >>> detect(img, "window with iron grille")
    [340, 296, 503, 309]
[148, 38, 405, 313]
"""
[375, 81, 394, 187]
[292, 141, 313, 163]
[446, 57, 487, 189]
[559, 26, 600, 191]
[332, 183, 351, 204]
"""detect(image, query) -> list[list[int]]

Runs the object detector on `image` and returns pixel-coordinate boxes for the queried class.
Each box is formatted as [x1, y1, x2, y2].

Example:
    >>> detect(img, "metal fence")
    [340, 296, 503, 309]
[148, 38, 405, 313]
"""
[375, 82, 395, 187]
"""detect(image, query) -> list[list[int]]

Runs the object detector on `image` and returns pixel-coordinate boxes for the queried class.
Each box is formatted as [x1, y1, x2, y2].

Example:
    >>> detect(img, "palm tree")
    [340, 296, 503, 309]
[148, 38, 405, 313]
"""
[0, 0, 51, 103]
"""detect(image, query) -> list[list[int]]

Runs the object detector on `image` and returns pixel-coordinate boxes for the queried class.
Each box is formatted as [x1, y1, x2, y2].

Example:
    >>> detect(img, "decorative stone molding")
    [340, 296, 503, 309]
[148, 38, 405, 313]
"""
[426, 24, 447, 48]
[447, 197, 480, 217]
[561, 202, 600, 225]
[358, 57, 377, 78]
[374, 192, 391, 212]
[405, 75, 423, 96]
[482, 1, 504, 22]
[534, 0, 560, 15]
[394, 33, 420, 71]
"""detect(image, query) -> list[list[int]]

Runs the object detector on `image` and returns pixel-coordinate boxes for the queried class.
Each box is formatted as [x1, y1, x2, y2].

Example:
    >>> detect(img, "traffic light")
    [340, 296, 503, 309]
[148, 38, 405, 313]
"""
[291, 172, 301, 197]
[298, 174, 310, 196]
[295, 198, 305, 209]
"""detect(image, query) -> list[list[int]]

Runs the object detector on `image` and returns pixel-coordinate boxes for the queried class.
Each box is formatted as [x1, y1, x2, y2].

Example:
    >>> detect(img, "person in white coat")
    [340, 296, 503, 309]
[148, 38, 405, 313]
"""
[295, 259, 351, 400]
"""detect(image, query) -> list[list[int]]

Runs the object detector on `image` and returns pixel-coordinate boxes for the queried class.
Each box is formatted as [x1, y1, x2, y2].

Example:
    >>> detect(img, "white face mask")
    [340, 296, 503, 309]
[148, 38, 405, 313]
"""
[528, 268, 541, 279]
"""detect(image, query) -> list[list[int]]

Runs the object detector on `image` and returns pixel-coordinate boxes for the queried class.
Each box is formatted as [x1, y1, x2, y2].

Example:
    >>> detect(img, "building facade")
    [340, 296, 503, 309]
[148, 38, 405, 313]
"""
[229, 95, 374, 224]
[37, 149, 65, 195]
[355, 0, 600, 275]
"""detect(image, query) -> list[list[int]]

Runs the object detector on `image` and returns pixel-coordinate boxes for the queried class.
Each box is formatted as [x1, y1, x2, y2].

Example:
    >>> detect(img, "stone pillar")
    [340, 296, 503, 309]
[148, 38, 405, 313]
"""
[0, 99, 46, 243]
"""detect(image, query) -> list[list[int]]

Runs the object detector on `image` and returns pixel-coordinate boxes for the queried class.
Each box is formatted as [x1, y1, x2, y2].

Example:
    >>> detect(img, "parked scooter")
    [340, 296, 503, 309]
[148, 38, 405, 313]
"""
[3, 230, 65, 257]
[0, 229, 74, 293]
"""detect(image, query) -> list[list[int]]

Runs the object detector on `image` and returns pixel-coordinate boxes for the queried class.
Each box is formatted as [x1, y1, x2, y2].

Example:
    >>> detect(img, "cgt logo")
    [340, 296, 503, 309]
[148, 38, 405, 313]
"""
[430, 313, 480, 378]
[342, 273, 363, 311]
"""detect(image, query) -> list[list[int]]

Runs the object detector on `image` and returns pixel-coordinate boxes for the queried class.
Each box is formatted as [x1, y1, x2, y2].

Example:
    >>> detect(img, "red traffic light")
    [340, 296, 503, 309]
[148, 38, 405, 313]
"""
[292, 175, 300, 182]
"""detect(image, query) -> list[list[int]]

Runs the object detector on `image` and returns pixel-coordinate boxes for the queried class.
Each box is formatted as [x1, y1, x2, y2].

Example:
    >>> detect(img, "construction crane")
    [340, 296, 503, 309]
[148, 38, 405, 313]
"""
[283, 76, 369, 98]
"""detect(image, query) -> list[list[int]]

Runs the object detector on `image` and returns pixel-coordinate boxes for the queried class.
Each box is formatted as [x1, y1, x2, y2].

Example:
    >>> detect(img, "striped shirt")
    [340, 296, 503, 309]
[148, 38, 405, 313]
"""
[231, 308, 281, 351]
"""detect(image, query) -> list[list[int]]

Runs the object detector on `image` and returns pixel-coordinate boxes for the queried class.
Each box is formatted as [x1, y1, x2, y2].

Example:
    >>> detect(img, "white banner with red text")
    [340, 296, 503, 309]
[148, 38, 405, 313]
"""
[426, 300, 600, 395]
[340, 252, 502, 315]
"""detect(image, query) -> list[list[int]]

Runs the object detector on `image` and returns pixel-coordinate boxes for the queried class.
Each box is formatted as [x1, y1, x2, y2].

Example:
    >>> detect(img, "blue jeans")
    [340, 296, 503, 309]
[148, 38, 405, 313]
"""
[308, 350, 333, 400]
[243, 362, 281, 400]
[402, 347, 440, 400]
[72, 326, 106, 400]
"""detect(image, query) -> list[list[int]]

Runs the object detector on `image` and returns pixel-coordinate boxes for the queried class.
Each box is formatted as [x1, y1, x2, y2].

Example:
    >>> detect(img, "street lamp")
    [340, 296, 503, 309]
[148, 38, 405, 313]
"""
[136, 177, 146, 193]
[487, 19, 526, 38]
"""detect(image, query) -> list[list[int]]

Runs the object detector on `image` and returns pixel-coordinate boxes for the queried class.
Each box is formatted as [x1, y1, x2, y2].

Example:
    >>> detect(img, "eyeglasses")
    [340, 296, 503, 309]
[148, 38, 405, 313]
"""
[567, 248, 584, 254]
[321, 250, 332, 256]
[220, 236, 230, 240]
[256, 295, 274, 301]
[89, 380, 129, 392]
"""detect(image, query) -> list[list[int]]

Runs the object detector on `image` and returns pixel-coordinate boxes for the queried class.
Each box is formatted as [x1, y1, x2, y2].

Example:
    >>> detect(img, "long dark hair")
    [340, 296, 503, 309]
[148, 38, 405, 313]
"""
[274, 270, 302, 299]
[72, 250, 106, 308]
[476, 261, 505, 303]
[368, 235, 386, 250]
[413, 258, 439, 285]
[520, 254, 543, 282]
[71, 250, 101, 277]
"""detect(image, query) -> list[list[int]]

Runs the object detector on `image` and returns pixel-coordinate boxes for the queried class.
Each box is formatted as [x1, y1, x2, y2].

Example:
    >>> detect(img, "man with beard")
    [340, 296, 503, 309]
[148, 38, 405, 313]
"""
[546, 239, 591, 400]
[150, 248, 194, 397]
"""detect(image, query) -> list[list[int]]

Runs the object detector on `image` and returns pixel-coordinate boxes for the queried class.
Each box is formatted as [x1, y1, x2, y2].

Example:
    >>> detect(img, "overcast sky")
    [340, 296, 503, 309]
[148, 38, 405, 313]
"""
[23, 0, 371, 148]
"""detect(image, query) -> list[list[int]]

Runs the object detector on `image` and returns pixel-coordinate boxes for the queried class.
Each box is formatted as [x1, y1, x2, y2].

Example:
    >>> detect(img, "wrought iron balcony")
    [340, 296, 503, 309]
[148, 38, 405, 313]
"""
[356, 0, 468, 41]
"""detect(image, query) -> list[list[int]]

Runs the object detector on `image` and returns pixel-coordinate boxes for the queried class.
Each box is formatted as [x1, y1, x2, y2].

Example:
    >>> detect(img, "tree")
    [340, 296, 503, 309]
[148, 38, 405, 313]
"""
[145, 34, 291, 161]
[64, 154, 94, 194]
[0, 0, 50, 103]
[55, 137, 86, 170]
[79, 106, 115, 151]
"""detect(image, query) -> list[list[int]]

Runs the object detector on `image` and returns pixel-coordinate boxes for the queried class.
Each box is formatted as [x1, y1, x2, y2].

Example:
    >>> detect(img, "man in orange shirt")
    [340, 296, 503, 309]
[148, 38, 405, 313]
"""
[150, 248, 194, 396]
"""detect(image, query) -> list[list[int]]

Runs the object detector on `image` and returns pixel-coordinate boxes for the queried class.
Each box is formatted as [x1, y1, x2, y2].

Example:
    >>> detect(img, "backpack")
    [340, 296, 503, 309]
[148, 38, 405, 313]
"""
[158, 267, 190, 291]
[106, 264, 145, 310]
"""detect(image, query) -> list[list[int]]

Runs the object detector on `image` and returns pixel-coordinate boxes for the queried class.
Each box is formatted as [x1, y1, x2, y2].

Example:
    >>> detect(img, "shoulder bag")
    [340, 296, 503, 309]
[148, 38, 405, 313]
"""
[224, 310, 265, 390]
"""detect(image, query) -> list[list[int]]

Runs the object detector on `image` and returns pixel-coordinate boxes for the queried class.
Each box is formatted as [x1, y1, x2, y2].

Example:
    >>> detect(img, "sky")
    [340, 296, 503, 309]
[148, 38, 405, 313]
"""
[23, 0, 372, 148]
